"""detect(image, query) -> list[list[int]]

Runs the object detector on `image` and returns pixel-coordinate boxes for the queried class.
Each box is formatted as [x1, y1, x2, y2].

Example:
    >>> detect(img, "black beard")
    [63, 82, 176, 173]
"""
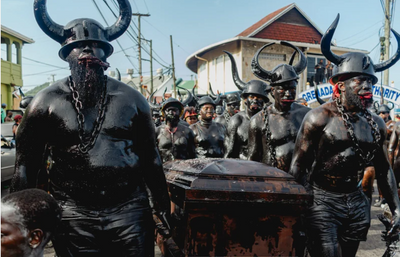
[67, 56, 105, 107]
[166, 114, 179, 124]
[344, 85, 372, 110]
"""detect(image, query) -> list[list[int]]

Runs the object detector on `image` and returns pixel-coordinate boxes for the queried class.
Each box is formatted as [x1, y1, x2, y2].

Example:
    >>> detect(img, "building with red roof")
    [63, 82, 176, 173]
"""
[185, 3, 367, 96]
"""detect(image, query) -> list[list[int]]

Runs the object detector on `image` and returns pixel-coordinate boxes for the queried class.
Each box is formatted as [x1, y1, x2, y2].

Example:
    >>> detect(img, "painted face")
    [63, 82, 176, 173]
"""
[69, 42, 107, 63]
[164, 106, 180, 122]
[200, 104, 215, 121]
[185, 116, 198, 125]
[245, 94, 265, 114]
[1, 203, 30, 257]
[343, 75, 373, 110]
[226, 102, 240, 116]
[272, 80, 297, 111]
[379, 112, 390, 122]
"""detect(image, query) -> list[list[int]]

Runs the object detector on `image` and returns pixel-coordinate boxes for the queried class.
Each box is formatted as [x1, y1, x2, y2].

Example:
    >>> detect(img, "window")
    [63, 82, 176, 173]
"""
[259, 53, 286, 61]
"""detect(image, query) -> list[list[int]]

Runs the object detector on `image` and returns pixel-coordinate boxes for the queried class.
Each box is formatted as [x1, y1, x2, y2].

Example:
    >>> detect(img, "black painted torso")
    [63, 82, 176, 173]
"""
[190, 120, 225, 158]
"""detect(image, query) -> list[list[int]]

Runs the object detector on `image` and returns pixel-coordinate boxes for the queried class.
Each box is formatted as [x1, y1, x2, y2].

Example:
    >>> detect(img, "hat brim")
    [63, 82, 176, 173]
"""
[59, 40, 114, 61]
[329, 72, 378, 85]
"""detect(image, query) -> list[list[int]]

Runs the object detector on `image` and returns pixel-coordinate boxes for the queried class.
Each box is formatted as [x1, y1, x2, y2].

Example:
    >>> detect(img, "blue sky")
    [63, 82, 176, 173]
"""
[1, 0, 399, 92]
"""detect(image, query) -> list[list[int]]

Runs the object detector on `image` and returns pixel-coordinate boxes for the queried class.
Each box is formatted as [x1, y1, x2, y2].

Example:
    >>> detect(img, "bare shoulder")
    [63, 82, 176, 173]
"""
[28, 77, 69, 113]
[302, 102, 336, 127]
[249, 110, 263, 129]
[107, 77, 149, 111]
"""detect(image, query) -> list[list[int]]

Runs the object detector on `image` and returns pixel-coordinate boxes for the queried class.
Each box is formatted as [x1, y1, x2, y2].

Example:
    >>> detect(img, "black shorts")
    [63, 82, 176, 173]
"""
[305, 186, 370, 244]
[52, 194, 154, 257]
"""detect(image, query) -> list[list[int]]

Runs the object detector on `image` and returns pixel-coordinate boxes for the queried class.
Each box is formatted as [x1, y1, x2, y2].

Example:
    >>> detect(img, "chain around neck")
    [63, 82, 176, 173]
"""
[334, 97, 381, 167]
[261, 105, 277, 167]
[68, 76, 108, 153]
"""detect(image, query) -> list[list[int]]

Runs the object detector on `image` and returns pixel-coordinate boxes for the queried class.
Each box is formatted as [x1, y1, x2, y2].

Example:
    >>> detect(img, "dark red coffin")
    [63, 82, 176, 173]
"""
[162, 158, 312, 257]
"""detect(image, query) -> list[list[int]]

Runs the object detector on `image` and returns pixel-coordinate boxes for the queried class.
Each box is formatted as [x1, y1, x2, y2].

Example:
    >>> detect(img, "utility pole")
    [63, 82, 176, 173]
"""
[170, 35, 177, 98]
[50, 74, 56, 83]
[141, 38, 153, 95]
[149, 40, 153, 94]
[383, 0, 392, 87]
[133, 13, 150, 95]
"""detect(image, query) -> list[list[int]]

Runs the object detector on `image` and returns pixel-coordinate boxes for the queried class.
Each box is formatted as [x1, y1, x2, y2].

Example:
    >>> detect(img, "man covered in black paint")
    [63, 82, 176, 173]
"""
[11, 1, 170, 256]
[248, 41, 310, 173]
[289, 14, 400, 257]
[156, 98, 196, 162]
[223, 51, 270, 159]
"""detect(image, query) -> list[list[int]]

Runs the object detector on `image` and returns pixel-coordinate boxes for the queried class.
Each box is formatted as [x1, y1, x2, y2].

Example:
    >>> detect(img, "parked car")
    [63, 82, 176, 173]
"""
[1, 123, 15, 184]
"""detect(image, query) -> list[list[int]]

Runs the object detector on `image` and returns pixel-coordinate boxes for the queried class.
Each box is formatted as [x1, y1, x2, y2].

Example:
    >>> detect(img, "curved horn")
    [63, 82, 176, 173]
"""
[177, 85, 194, 107]
[115, 68, 121, 81]
[148, 90, 160, 109]
[209, 82, 217, 97]
[213, 92, 221, 106]
[280, 41, 307, 74]
[374, 29, 400, 72]
[33, 0, 65, 44]
[320, 14, 344, 65]
[251, 43, 275, 81]
[106, 0, 132, 42]
[315, 85, 325, 105]
[388, 102, 395, 110]
[288, 51, 297, 66]
[224, 51, 247, 91]
[373, 101, 380, 112]
[162, 87, 167, 102]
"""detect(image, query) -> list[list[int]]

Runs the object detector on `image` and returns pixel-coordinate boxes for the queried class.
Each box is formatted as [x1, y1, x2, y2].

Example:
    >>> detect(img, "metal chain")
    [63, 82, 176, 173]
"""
[68, 76, 108, 153]
[335, 97, 381, 167]
[261, 105, 277, 167]
[223, 110, 231, 124]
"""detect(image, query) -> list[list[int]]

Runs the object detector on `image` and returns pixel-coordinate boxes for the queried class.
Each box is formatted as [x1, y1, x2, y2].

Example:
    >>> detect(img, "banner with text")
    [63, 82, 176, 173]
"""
[298, 83, 400, 105]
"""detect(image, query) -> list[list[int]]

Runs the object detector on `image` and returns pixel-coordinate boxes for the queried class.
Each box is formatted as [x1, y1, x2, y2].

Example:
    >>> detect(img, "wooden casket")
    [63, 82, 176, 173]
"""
[161, 158, 312, 257]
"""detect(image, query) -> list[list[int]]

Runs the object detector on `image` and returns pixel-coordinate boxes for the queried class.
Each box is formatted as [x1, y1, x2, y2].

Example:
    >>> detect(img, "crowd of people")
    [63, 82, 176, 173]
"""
[4, 1, 400, 257]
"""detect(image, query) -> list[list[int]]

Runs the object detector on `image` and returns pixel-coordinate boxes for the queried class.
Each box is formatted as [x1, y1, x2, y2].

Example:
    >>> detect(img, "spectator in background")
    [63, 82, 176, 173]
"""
[183, 106, 198, 125]
[325, 60, 333, 81]
[4, 111, 13, 122]
[314, 59, 325, 85]
[395, 114, 400, 122]
[12, 115, 22, 141]
[1, 103, 6, 123]
[1, 188, 62, 257]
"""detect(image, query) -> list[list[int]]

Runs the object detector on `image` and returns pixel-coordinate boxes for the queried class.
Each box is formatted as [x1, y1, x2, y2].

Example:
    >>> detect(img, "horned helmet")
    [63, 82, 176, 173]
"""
[34, 0, 132, 61]
[224, 51, 271, 102]
[321, 14, 400, 85]
[160, 98, 185, 118]
[148, 86, 193, 114]
[251, 41, 307, 85]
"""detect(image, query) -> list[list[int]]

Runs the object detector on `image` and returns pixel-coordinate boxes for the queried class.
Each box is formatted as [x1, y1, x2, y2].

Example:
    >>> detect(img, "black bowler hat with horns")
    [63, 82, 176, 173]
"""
[321, 14, 400, 85]
[34, 0, 132, 61]
[251, 41, 307, 85]
[223, 51, 270, 102]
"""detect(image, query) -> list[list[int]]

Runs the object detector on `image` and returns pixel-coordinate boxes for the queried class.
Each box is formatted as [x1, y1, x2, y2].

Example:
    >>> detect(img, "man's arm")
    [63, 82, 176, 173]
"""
[224, 116, 240, 158]
[289, 110, 323, 185]
[374, 118, 400, 236]
[136, 101, 170, 219]
[10, 97, 48, 192]
[248, 115, 262, 162]
[388, 124, 399, 167]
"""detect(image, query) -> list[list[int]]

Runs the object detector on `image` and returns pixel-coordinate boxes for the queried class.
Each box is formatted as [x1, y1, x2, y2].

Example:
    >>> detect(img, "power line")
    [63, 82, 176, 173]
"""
[143, 0, 150, 14]
[92, 0, 139, 71]
[337, 20, 383, 44]
[107, 0, 170, 68]
[142, 18, 191, 55]
[24, 68, 68, 77]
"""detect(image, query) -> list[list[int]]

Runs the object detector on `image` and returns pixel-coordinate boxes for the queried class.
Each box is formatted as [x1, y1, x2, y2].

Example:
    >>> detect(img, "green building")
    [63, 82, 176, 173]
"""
[1, 25, 34, 109]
